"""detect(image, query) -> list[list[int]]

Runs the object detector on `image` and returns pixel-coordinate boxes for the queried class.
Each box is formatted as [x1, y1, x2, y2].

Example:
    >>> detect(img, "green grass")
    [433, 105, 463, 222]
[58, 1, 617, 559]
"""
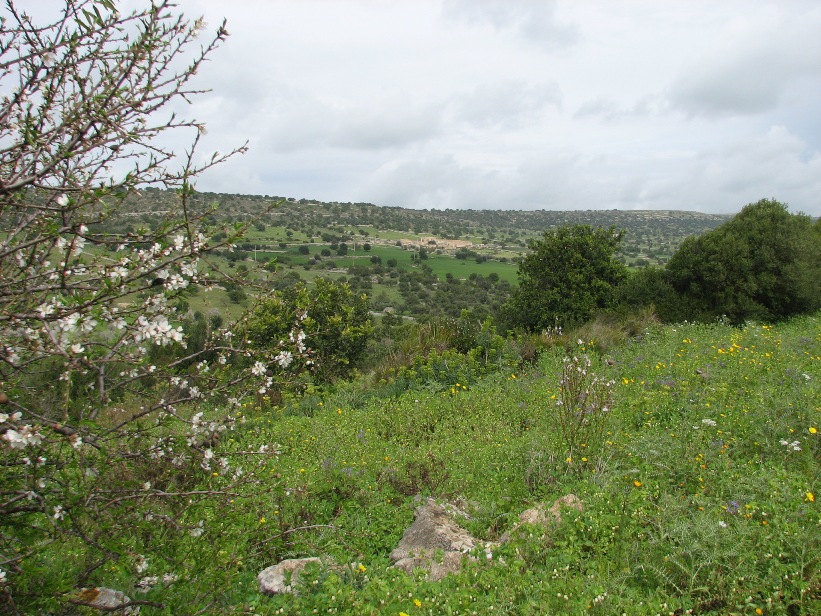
[13, 314, 821, 614]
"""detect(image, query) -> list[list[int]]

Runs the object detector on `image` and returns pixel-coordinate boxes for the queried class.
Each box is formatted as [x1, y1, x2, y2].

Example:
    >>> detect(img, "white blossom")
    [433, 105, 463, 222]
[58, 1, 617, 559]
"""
[2, 424, 44, 449]
[135, 555, 149, 574]
[189, 520, 205, 537]
[251, 361, 266, 376]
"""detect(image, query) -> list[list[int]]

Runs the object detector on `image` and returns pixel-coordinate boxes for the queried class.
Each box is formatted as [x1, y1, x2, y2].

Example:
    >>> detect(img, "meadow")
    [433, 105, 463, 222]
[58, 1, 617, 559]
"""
[27, 312, 817, 614]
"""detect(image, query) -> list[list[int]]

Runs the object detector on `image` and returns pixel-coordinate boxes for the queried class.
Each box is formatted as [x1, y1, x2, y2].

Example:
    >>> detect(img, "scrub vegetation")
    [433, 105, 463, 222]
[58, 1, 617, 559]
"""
[1, 2, 819, 614]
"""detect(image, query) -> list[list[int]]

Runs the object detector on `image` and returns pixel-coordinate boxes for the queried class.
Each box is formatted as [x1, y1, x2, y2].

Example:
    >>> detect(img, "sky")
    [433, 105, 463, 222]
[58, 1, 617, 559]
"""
[171, 1, 821, 214]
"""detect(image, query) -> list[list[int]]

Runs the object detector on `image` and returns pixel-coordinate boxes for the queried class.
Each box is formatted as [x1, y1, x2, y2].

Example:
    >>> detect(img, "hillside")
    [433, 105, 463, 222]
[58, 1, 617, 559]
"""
[18, 313, 818, 614]
[118, 188, 729, 267]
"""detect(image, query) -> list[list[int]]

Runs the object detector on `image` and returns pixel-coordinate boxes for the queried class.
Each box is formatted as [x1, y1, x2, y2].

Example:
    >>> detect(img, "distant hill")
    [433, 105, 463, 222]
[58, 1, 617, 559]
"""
[118, 188, 729, 264]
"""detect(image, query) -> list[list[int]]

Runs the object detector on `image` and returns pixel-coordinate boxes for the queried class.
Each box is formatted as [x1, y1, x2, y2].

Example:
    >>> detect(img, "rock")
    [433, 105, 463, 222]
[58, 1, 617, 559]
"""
[389, 498, 481, 580]
[258, 557, 324, 595]
[501, 493, 583, 543]
[393, 551, 466, 582]
[390, 498, 476, 561]
[75, 587, 139, 614]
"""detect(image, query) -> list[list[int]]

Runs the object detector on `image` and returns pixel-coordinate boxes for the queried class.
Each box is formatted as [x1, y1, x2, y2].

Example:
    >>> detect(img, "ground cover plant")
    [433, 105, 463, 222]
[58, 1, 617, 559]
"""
[6, 312, 816, 613]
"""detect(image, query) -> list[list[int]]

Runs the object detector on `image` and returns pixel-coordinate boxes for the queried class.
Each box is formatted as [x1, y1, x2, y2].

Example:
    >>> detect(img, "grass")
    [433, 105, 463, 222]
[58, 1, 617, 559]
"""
[11, 314, 821, 614]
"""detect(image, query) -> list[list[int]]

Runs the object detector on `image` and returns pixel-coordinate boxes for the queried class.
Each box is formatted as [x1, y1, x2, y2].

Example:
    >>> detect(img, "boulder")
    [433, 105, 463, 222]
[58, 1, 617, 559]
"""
[390, 498, 476, 561]
[258, 557, 324, 595]
[501, 493, 583, 543]
[389, 498, 481, 580]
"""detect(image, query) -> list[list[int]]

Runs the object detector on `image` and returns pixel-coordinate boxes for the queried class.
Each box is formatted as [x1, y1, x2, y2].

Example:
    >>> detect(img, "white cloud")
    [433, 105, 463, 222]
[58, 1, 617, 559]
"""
[149, 0, 821, 216]
[442, 0, 580, 51]
[667, 6, 821, 118]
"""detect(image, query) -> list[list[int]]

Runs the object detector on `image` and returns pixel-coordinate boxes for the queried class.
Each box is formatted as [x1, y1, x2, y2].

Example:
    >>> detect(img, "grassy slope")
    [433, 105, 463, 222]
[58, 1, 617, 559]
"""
[149, 317, 821, 614]
[44, 315, 819, 614]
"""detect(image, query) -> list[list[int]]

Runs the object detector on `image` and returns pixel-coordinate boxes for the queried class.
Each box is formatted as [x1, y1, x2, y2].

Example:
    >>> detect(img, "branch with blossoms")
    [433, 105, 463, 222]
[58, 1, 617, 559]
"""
[0, 0, 310, 604]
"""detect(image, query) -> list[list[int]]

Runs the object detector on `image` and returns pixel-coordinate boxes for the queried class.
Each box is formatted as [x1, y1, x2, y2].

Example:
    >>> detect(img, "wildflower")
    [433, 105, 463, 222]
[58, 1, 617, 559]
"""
[357, 563, 366, 573]
[633, 480, 642, 488]
[779, 439, 801, 451]
[135, 555, 149, 574]
[259, 517, 266, 524]
[701, 418, 717, 427]
[810, 427, 818, 435]
[807, 492, 815, 503]
[718, 521, 727, 528]
[414, 598, 422, 607]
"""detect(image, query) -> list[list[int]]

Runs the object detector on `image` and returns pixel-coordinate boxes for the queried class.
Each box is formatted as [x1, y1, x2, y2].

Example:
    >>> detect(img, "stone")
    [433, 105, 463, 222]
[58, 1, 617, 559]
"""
[501, 493, 583, 543]
[390, 498, 476, 561]
[75, 587, 139, 614]
[258, 557, 324, 595]
[393, 551, 466, 582]
[389, 498, 482, 580]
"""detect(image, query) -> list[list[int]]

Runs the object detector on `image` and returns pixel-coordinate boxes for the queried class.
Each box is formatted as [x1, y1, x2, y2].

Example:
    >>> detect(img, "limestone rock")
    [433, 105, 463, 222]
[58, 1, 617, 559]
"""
[389, 498, 481, 580]
[75, 587, 139, 614]
[393, 551, 466, 582]
[258, 557, 324, 595]
[501, 493, 583, 542]
[390, 498, 475, 561]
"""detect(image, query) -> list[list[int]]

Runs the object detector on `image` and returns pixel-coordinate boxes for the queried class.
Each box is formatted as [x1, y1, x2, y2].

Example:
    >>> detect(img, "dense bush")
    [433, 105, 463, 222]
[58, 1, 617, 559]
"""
[664, 199, 821, 324]
[502, 225, 627, 331]
[246, 278, 373, 383]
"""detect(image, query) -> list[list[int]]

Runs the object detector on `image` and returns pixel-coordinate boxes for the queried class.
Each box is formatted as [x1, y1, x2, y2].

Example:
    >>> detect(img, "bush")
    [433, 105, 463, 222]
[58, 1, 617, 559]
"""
[665, 199, 821, 324]
[502, 225, 627, 331]
[246, 278, 373, 383]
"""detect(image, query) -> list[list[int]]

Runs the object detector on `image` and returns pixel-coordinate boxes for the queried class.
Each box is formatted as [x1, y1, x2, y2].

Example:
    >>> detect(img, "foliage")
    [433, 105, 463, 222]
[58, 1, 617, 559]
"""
[503, 225, 628, 331]
[664, 198, 821, 324]
[246, 278, 373, 383]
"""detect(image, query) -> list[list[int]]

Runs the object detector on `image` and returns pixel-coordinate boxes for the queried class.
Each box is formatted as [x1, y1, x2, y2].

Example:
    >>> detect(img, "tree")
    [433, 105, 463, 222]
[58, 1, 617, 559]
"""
[0, 1, 305, 606]
[502, 225, 627, 331]
[665, 199, 821, 323]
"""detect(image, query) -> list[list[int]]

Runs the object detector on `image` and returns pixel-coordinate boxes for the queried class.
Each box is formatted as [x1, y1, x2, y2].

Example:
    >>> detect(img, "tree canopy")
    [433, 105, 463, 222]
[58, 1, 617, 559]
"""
[502, 225, 627, 331]
[664, 199, 821, 324]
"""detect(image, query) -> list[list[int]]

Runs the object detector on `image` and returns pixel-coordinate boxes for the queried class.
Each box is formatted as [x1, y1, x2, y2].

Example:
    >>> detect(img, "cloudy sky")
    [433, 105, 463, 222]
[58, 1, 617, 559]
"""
[176, 0, 821, 215]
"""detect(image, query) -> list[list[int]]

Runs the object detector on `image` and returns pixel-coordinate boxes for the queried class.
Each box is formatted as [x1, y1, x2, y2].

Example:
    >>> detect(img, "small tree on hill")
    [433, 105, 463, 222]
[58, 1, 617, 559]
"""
[246, 278, 373, 383]
[501, 225, 627, 331]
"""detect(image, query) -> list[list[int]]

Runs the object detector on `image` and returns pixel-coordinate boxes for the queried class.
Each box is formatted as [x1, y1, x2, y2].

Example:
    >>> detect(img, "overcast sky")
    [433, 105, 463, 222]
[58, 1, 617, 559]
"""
[175, 0, 821, 215]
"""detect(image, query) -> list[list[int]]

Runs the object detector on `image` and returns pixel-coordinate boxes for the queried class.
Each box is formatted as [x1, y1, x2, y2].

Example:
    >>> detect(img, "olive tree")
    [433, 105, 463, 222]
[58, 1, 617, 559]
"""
[0, 1, 303, 609]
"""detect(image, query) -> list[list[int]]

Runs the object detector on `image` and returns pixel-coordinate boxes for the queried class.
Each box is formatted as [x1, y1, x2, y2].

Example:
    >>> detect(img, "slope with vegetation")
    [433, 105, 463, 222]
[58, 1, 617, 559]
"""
[1, 2, 820, 614]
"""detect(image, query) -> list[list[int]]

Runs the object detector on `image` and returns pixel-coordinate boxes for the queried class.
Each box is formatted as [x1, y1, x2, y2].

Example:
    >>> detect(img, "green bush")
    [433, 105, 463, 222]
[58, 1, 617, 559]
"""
[246, 278, 373, 382]
[502, 225, 627, 331]
[665, 199, 821, 324]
